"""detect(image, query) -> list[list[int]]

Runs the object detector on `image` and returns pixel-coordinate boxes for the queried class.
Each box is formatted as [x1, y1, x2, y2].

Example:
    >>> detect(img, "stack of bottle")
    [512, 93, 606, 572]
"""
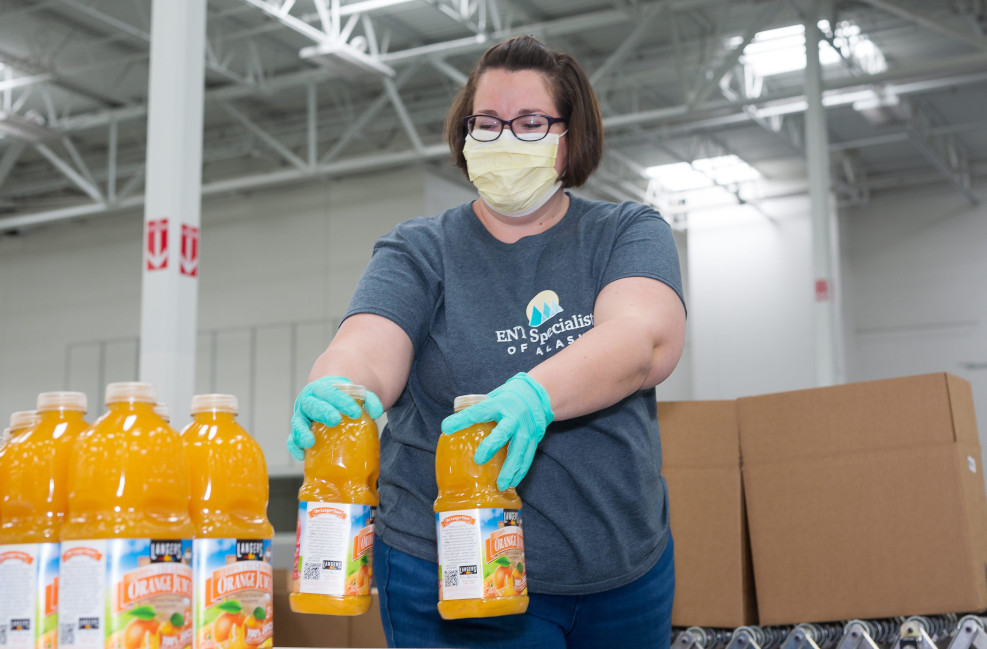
[287, 386, 528, 621]
[0, 383, 274, 649]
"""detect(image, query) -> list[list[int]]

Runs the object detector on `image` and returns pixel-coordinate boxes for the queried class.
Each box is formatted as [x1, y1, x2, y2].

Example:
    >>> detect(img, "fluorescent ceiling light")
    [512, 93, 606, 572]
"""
[645, 155, 761, 192]
[728, 20, 886, 79]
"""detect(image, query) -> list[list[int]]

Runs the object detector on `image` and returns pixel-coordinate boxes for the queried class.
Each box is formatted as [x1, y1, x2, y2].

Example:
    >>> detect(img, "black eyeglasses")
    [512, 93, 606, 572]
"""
[463, 114, 567, 142]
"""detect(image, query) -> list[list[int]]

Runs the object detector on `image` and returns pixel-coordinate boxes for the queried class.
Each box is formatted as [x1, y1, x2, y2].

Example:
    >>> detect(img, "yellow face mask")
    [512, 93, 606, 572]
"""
[463, 132, 565, 217]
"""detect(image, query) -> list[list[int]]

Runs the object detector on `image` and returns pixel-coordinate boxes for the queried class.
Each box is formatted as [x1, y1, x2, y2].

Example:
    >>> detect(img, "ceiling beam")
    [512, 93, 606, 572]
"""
[8, 55, 987, 208]
[0, 141, 26, 189]
[1, 143, 449, 231]
[220, 100, 309, 169]
[34, 143, 104, 201]
[905, 101, 978, 205]
[857, 0, 987, 53]
[588, 4, 666, 87]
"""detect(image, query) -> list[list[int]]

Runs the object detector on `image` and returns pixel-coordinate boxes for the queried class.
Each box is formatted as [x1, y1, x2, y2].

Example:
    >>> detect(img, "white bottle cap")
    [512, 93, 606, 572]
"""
[105, 382, 158, 405]
[190, 393, 238, 415]
[9, 410, 41, 430]
[154, 403, 171, 422]
[334, 383, 366, 402]
[453, 394, 488, 412]
[36, 391, 88, 413]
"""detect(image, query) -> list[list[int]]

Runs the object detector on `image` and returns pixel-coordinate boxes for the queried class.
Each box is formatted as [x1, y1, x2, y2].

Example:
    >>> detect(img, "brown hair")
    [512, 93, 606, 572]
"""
[444, 35, 604, 188]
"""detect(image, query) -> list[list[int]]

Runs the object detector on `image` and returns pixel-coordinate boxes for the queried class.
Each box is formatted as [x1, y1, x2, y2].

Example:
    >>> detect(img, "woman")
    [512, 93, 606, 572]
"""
[288, 34, 686, 648]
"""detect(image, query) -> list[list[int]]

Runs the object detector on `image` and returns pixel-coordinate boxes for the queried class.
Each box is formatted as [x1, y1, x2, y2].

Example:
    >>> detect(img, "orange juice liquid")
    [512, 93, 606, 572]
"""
[0, 410, 41, 523]
[433, 395, 528, 620]
[290, 384, 378, 616]
[0, 395, 87, 649]
[180, 394, 274, 649]
[59, 382, 194, 649]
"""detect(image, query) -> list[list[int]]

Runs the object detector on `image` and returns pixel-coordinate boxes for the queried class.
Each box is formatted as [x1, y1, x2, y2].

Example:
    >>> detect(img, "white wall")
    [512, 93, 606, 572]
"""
[681, 177, 987, 462]
[0, 166, 439, 475]
[841, 184, 987, 450]
[686, 194, 817, 399]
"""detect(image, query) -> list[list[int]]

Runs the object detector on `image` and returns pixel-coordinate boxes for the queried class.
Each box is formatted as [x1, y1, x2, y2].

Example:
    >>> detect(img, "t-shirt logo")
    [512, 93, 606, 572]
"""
[526, 290, 564, 326]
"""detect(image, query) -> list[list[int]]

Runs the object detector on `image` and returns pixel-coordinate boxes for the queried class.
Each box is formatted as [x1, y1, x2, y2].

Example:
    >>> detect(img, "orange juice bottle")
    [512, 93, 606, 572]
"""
[179, 394, 274, 649]
[0, 410, 39, 644]
[289, 383, 378, 616]
[59, 382, 194, 649]
[0, 395, 87, 649]
[0, 410, 40, 521]
[433, 394, 528, 620]
[2, 409, 41, 441]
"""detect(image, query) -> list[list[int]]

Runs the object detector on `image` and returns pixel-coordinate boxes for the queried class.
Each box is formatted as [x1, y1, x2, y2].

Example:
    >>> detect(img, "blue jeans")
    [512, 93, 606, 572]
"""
[373, 535, 675, 649]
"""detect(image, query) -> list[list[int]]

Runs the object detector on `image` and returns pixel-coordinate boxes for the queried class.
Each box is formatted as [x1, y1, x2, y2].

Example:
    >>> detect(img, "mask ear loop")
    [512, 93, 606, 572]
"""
[557, 130, 568, 181]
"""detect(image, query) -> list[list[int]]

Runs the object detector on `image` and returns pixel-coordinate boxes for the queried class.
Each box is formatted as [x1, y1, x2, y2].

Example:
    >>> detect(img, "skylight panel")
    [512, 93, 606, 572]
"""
[726, 20, 886, 79]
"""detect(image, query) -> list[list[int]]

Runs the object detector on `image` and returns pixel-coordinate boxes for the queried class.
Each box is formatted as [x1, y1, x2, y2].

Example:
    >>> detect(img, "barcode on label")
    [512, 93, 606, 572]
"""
[60, 623, 75, 645]
[303, 561, 321, 580]
[443, 570, 459, 588]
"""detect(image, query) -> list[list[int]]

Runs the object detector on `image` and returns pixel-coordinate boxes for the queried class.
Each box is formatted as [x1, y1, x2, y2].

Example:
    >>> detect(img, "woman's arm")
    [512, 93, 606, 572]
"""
[308, 313, 415, 411]
[528, 276, 686, 420]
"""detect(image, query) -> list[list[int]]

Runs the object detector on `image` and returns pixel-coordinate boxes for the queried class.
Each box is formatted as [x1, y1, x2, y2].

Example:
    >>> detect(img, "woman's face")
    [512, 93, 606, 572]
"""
[471, 68, 567, 178]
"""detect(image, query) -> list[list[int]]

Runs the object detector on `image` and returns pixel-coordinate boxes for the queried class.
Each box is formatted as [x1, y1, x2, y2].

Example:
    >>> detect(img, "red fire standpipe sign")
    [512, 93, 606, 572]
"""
[180, 224, 200, 277]
[146, 218, 168, 270]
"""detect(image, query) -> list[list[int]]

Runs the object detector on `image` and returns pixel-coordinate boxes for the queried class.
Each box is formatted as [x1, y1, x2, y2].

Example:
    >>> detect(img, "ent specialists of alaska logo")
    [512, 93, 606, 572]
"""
[494, 290, 594, 357]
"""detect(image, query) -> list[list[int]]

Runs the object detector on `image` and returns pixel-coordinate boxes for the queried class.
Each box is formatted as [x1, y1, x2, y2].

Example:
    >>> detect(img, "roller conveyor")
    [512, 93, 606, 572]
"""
[675, 613, 984, 649]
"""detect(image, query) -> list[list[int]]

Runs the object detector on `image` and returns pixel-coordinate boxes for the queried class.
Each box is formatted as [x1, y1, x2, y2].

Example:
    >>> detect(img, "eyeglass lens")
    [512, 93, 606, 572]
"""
[467, 115, 553, 141]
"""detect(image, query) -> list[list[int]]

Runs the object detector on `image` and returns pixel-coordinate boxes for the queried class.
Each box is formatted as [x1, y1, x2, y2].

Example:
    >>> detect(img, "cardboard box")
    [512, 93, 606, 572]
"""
[272, 569, 387, 648]
[738, 372, 987, 624]
[659, 400, 757, 627]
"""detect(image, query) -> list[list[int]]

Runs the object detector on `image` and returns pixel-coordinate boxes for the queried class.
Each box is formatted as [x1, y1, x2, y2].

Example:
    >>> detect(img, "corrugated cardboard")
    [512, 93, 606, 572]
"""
[738, 373, 980, 462]
[272, 569, 387, 648]
[659, 400, 757, 627]
[738, 373, 987, 624]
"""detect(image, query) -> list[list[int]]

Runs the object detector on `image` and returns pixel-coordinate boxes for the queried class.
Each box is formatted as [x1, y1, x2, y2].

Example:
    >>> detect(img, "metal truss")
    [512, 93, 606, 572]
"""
[1, 0, 986, 230]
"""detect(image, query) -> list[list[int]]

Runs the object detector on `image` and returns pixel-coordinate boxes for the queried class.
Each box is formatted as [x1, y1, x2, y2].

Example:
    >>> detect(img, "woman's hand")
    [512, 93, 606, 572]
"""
[440, 372, 554, 490]
[288, 376, 385, 461]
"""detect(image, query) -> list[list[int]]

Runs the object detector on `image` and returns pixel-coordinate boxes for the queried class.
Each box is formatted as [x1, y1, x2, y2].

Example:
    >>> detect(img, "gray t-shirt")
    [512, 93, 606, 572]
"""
[345, 193, 685, 595]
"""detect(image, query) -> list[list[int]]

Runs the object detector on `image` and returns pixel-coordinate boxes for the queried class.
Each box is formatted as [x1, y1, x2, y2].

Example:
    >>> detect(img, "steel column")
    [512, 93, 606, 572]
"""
[804, 0, 845, 387]
[138, 0, 208, 418]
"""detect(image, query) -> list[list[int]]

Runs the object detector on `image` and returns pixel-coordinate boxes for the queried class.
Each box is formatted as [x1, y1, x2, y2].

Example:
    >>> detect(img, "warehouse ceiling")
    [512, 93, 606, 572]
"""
[0, 0, 986, 232]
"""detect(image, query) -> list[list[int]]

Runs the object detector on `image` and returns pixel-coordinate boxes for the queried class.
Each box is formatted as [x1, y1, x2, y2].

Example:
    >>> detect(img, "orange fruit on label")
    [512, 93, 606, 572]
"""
[124, 618, 160, 649]
[492, 565, 512, 591]
[213, 613, 244, 643]
[196, 624, 216, 649]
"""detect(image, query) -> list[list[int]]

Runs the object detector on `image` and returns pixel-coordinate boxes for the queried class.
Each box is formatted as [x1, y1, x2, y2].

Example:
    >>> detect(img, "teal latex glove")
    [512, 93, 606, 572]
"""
[440, 372, 554, 491]
[288, 376, 384, 461]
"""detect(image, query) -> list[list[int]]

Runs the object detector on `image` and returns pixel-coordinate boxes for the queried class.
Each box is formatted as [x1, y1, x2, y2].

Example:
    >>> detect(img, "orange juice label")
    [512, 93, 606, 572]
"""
[435, 508, 526, 602]
[0, 542, 59, 649]
[192, 539, 272, 649]
[293, 502, 373, 597]
[58, 539, 192, 649]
